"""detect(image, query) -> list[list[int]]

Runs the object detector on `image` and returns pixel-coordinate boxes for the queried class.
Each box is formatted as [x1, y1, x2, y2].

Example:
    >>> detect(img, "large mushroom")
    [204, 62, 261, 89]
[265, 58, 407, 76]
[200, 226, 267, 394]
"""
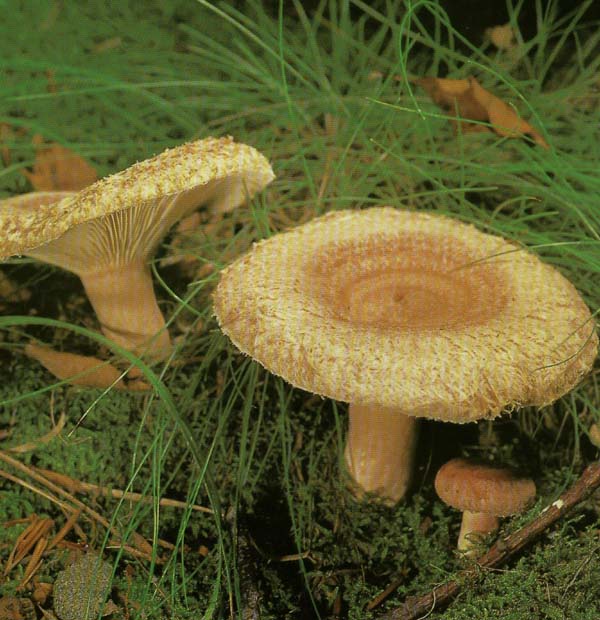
[213, 207, 598, 502]
[1, 137, 275, 360]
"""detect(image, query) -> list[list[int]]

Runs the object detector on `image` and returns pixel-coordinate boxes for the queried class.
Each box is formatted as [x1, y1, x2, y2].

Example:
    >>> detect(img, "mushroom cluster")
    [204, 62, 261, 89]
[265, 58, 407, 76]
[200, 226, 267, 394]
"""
[1, 137, 275, 361]
[213, 207, 598, 502]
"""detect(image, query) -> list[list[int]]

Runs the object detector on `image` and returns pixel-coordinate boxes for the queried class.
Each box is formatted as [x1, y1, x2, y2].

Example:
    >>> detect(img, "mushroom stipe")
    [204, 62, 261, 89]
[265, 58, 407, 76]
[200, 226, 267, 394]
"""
[213, 207, 598, 503]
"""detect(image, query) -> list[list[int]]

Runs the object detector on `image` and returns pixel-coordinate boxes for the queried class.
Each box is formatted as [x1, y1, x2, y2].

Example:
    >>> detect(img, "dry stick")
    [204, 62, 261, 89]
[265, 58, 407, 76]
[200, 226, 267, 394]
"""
[378, 462, 600, 620]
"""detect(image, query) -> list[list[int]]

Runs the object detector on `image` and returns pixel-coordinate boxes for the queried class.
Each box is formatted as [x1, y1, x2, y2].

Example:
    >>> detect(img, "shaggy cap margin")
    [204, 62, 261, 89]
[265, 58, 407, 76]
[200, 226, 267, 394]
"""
[213, 207, 598, 422]
[1, 136, 275, 260]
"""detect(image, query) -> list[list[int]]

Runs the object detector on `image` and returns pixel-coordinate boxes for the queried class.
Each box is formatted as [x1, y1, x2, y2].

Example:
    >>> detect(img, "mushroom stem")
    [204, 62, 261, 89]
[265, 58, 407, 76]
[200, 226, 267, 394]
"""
[80, 259, 171, 360]
[457, 510, 499, 556]
[345, 404, 418, 503]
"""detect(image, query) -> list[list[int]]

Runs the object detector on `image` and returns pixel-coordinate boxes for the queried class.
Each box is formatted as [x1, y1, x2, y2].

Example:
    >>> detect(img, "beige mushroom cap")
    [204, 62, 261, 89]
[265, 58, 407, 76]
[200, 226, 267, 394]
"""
[0, 189, 76, 262]
[435, 458, 536, 516]
[214, 207, 598, 422]
[0, 191, 76, 210]
[0, 136, 275, 262]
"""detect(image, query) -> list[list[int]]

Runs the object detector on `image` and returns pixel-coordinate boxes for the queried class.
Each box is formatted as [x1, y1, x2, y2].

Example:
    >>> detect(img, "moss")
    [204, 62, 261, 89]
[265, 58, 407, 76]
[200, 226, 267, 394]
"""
[1, 1, 599, 618]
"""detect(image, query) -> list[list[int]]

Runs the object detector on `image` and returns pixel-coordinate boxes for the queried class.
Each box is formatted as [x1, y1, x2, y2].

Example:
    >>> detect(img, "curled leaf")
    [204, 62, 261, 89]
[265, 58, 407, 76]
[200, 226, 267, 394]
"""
[21, 135, 98, 191]
[415, 76, 549, 148]
[24, 343, 149, 391]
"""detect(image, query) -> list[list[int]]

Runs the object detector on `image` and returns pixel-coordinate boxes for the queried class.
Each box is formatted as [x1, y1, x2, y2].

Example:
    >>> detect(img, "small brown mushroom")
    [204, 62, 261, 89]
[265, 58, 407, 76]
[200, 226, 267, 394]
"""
[1, 137, 274, 360]
[435, 458, 536, 556]
[213, 208, 597, 503]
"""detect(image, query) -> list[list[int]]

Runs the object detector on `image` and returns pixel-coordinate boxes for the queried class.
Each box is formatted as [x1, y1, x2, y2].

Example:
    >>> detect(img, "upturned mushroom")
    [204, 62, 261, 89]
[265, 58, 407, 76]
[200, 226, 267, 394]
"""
[213, 207, 597, 502]
[435, 458, 536, 556]
[1, 137, 275, 359]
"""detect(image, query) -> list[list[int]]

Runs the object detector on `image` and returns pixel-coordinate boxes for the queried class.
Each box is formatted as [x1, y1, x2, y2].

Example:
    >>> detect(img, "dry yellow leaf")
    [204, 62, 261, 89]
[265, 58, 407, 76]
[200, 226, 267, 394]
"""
[24, 343, 149, 391]
[21, 135, 98, 191]
[590, 423, 600, 449]
[416, 76, 549, 148]
[485, 23, 517, 51]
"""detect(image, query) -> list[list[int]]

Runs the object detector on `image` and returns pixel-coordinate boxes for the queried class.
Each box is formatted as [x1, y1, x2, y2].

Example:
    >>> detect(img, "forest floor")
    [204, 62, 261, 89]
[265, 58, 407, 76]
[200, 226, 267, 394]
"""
[1, 2, 599, 619]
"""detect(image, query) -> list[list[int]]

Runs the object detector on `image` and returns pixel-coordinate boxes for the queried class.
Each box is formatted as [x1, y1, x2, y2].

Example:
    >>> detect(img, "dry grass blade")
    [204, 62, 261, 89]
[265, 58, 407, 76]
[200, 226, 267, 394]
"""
[4, 516, 53, 576]
[46, 509, 82, 551]
[0, 469, 75, 513]
[7, 412, 66, 454]
[36, 466, 214, 514]
[19, 536, 48, 587]
[0, 451, 171, 561]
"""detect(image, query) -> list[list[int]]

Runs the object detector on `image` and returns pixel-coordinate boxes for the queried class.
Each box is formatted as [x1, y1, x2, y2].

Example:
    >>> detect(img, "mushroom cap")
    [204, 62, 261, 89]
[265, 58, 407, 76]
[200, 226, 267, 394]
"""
[213, 207, 598, 422]
[0, 190, 76, 210]
[0, 136, 275, 265]
[434, 458, 536, 516]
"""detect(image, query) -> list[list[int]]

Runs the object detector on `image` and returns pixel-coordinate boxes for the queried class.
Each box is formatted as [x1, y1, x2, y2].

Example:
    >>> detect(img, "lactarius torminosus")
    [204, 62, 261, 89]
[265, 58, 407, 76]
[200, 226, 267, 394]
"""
[213, 207, 598, 502]
[435, 458, 536, 556]
[1, 137, 275, 360]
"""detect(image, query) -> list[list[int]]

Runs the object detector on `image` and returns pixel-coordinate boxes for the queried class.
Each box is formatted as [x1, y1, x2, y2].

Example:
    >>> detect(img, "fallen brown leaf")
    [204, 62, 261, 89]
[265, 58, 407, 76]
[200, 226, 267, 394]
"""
[590, 423, 600, 449]
[415, 76, 549, 148]
[0, 123, 26, 166]
[23, 344, 149, 391]
[485, 23, 518, 51]
[21, 135, 98, 191]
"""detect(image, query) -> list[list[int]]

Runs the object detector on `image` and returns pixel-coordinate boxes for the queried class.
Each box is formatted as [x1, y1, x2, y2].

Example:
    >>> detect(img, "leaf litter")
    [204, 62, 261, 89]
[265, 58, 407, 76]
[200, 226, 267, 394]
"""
[414, 76, 549, 148]
[20, 134, 97, 192]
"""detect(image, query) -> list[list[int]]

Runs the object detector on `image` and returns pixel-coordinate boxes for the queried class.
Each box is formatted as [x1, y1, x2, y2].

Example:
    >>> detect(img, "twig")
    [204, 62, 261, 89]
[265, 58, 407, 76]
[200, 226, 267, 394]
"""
[367, 574, 409, 611]
[378, 462, 600, 620]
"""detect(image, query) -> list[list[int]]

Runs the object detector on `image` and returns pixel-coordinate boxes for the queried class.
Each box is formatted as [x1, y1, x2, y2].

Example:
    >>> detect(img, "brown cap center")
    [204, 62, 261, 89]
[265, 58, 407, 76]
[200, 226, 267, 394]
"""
[309, 235, 507, 330]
